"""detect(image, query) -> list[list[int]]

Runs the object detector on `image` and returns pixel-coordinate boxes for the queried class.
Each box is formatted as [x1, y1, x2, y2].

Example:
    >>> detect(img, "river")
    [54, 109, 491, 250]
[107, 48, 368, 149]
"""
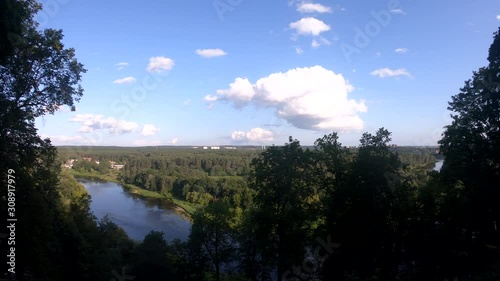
[433, 159, 444, 171]
[76, 177, 191, 242]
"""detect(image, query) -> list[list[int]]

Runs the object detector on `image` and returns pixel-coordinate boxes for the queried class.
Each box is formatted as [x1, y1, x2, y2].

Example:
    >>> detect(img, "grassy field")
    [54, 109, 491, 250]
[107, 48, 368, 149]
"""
[120, 182, 166, 199]
[170, 198, 199, 215]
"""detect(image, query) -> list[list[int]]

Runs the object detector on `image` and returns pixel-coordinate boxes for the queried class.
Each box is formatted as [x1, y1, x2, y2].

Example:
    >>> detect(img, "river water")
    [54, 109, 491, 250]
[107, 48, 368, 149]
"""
[76, 177, 191, 241]
[433, 159, 444, 171]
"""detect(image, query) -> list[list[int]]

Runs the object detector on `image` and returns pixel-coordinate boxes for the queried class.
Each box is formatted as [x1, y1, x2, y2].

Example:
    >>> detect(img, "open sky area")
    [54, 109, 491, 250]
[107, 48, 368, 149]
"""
[33, 0, 500, 147]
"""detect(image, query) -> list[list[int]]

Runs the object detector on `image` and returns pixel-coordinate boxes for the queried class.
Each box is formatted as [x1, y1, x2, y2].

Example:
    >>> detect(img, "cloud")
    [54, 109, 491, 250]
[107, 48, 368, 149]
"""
[205, 77, 255, 108]
[208, 65, 367, 131]
[296, 47, 304, 54]
[113, 76, 136, 84]
[146, 56, 175, 73]
[394, 48, 408, 53]
[297, 2, 332, 13]
[171, 137, 178, 144]
[289, 17, 331, 36]
[496, 15, 500, 21]
[43, 135, 92, 145]
[56, 105, 72, 113]
[132, 140, 161, 146]
[231, 128, 275, 142]
[140, 124, 160, 136]
[195, 48, 228, 58]
[116, 62, 128, 70]
[390, 8, 405, 14]
[312, 37, 331, 48]
[370, 68, 412, 78]
[69, 114, 138, 135]
[204, 95, 219, 102]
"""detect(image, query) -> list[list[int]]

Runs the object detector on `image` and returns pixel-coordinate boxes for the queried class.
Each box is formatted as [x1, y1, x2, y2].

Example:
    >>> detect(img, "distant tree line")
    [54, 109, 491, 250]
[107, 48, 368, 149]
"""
[58, 145, 438, 208]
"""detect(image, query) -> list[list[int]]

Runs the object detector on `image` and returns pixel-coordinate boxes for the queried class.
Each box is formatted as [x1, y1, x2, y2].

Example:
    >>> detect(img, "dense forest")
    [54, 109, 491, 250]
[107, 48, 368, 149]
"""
[57, 146, 438, 208]
[1, 1, 499, 280]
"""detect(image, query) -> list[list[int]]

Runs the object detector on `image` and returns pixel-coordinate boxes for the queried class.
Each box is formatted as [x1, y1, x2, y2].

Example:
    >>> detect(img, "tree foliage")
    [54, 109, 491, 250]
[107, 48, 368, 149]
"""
[437, 26, 500, 279]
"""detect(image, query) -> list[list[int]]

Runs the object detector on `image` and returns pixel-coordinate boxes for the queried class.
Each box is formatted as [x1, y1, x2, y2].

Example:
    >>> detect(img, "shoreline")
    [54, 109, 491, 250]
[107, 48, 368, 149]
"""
[67, 169, 195, 220]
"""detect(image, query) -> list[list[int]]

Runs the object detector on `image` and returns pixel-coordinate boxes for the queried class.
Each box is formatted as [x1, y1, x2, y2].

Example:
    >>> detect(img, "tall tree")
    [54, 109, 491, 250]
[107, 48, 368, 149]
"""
[322, 128, 404, 280]
[132, 231, 175, 281]
[438, 26, 500, 278]
[0, 0, 37, 62]
[439, 27, 500, 232]
[0, 0, 86, 279]
[0, 0, 85, 168]
[249, 137, 317, 281]
[190, 200, 238, 281]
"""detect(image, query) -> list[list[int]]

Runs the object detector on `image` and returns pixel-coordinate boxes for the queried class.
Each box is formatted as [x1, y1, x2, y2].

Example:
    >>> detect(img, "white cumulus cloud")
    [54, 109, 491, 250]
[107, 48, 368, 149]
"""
[496, 15, 500, 20]
[394, 48, 408, 53]
[195, 48, 227, 58]
[69, 114, 138, 135]
[297, 2, 332, 13]
[231, 128, 275, 142]
[289, 17, 331, 36]
[370, 68, 412, 78]
[113, 76, 136, 84]
[205, 77, 256, 108]
[147, 56, 175, 73]
[209, 65, 367, 131]
[140, 124, 160, 136]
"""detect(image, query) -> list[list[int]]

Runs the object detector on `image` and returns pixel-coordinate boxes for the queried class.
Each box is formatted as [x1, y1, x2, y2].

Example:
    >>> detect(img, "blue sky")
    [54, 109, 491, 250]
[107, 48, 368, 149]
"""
[33, 0, 500, 146]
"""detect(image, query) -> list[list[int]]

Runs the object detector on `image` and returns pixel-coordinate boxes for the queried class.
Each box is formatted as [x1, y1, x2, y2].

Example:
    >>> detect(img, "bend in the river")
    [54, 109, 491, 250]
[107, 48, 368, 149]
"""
[76, 177, 191, 242]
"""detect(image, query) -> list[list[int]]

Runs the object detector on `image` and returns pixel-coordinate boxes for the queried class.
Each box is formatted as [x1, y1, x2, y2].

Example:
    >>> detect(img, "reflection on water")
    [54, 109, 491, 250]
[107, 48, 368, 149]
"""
[76, 177, 191, 242]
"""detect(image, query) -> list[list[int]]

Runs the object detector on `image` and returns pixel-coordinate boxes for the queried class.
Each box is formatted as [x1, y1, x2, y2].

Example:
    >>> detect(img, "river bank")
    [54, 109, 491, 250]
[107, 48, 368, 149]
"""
[67, 169, 197, 219]
[76, 177, 192, 241]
